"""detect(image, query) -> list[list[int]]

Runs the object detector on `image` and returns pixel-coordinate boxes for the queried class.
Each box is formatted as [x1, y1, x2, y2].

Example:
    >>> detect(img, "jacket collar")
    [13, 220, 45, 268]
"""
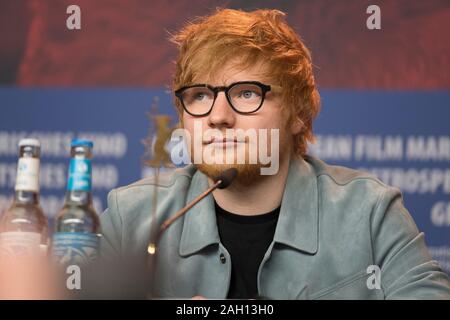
[179, 170, 220, 256]
[273, 156, 319, 254]
[179, 156, 319, 256]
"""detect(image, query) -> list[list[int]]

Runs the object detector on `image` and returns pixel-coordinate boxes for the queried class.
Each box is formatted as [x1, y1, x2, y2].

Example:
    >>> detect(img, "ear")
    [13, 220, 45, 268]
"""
[290, 117, 303, 135]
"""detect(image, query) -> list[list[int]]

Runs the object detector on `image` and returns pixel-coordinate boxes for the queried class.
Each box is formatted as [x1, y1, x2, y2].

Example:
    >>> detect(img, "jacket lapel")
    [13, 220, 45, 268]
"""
[179, 170, 220, 257]
[273, 156, 319, 254]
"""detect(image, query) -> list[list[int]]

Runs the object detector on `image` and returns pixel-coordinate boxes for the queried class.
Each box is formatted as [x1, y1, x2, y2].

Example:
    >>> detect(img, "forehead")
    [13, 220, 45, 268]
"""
[193, 58, 272, 86]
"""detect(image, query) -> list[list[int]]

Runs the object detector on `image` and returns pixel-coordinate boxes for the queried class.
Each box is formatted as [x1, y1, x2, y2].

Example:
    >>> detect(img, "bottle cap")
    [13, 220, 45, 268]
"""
[18, 138, 40, 148]
[71, 139, 93, 148]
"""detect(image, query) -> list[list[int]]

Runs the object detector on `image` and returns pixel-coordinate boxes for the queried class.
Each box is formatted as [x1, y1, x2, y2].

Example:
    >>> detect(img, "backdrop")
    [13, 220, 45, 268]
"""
[0, 0, 449, 274]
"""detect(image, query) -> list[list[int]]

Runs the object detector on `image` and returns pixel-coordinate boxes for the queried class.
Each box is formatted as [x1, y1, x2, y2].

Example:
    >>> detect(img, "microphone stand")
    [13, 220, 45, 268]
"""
[160, 179, 223, 234]
[146, 168, 237, 298]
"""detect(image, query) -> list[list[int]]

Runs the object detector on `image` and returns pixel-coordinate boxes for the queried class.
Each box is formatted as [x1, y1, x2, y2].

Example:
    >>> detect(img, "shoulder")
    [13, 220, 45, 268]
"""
[304, 155, 406, 228]
[106, 165, 197, 218]
[116, 165, 196, 193]
[119, 165, 196, 190]
[99, 165, 200, 257]
[304, 154, 398, 198]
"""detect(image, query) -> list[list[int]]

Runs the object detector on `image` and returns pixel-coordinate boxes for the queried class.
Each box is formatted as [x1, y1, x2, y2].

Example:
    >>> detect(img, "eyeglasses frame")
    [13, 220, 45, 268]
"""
[174, 81, 272, 116]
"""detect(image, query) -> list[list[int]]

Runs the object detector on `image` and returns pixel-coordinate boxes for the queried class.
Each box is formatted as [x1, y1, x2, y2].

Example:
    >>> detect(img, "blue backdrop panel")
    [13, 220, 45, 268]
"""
[0, 87, 177, 220]
[0, 87, 449, 273]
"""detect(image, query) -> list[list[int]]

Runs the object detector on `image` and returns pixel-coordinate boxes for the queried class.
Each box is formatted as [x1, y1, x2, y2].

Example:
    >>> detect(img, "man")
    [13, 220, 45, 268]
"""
[100, 8, 450, 299]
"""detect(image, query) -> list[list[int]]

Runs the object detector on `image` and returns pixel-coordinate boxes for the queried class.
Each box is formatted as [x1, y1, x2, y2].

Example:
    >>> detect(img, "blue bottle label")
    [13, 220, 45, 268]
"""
[52, 232, 99, 265]
[67, 158, 92, 191]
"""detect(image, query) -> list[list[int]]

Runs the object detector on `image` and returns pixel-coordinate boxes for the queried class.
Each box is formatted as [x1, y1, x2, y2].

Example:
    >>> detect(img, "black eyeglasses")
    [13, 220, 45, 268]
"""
[174, 81, 272, 116]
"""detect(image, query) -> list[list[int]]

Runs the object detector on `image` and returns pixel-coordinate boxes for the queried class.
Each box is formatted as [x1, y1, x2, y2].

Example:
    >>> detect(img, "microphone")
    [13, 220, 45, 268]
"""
[147, 168, 237, 255]
[146, 168, 237, 298]
[215, 167, 238, 189]
[160, 167, 237, 231]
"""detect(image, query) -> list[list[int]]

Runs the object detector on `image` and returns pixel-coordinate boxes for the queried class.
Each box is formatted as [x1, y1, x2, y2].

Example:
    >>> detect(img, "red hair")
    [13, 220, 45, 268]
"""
[171, 8, 320, 156]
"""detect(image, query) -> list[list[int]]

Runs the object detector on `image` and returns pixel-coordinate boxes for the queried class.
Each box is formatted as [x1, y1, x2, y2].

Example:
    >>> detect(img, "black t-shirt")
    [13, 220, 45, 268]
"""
[215, 201, 280, 299]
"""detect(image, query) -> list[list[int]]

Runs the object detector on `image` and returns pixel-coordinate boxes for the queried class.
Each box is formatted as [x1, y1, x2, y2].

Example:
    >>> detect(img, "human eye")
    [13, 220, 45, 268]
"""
[184, 88, 212, 103]
[238, 90, 260, 99]
[194, 92, 207, 100]
[231, 83, 262, 100]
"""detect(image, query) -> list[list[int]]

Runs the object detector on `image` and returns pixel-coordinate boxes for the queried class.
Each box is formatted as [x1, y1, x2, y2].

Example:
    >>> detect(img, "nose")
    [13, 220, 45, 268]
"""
[207, 92, 236, 129]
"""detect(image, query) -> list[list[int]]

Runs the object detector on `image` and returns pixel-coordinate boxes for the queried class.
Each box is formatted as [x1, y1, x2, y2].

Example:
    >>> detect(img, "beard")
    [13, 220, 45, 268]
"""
[192, 128, 291, 186]
[196, 162, 265, 186]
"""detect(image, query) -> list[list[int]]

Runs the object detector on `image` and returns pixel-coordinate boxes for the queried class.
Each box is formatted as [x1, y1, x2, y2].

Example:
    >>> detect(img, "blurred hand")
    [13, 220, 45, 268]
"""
[0, 254, 65, 300]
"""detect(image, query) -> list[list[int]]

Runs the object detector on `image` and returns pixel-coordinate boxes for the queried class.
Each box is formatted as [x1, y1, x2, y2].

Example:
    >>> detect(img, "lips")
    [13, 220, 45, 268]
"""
[203, 137, 243, 145]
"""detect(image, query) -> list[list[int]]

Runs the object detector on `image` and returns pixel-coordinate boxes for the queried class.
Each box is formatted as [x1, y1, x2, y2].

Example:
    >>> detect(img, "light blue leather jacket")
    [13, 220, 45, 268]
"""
[100, 155, 450, 299]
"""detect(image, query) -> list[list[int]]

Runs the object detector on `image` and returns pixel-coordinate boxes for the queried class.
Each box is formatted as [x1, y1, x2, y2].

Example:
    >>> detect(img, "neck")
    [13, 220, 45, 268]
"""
[211, 154, 293, 216]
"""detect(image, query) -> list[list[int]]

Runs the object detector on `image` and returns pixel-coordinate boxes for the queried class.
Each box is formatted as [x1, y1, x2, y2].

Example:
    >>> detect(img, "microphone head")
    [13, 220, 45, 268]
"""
[214, 168, 238, 189]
